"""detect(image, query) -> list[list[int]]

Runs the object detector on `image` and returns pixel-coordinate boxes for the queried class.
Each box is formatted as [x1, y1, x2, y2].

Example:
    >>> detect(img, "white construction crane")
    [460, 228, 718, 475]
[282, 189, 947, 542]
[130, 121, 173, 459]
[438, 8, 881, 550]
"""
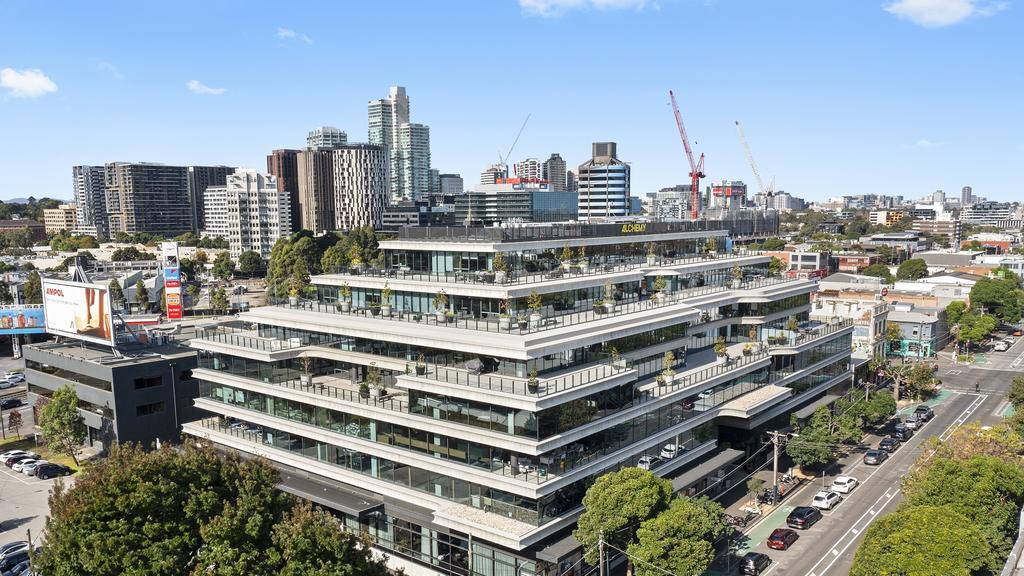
[734, 120, 774, 204]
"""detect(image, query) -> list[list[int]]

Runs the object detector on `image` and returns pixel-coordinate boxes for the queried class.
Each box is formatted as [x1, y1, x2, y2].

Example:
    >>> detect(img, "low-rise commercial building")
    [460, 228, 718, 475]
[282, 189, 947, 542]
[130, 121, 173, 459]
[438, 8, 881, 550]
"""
[455, 183, 578, 224]
[43, 204, 77, 234]
[886, 302, 948, 358]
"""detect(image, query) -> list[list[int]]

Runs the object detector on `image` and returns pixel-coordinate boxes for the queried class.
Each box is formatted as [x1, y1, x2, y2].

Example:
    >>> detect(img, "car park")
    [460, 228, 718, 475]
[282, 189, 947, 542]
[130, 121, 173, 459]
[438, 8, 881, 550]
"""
[831, 475, 858, 494]
[0, 543, 27, 561]
[766, 528, 799, 551]
[879, 437, 901, 452]
[913, 405, 934, 421]
[786, 506, 822, 529]
[0, 379, 14, 390]
[35, 463, 74, 479]
[739, 552, 772, 575]
[1006, 336, 1017, 345]
[0, 450, 31, 461]
[812, 490, 842, 510]
[0, 398, 23, 410]
[864, 449, 888, 465]
[659, 444, 679, 459]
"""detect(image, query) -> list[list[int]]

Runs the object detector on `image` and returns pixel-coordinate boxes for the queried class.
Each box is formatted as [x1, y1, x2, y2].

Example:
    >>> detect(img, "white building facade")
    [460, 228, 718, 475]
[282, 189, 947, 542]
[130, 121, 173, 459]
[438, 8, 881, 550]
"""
[577, 142, 630, 220]
[203, 170, 291, 260]
[331, 145, 389, 231]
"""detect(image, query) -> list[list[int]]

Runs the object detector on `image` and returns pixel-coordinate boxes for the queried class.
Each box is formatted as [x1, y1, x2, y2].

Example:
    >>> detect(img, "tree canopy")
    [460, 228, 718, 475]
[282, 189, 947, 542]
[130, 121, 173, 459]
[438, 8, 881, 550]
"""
[954, 310, 997, 345]
[627, 497, 728, 576]
[38, 385, 86, 466]
[212, 252, 236, 281]
[111, 246, 156, 261]
[945, 301, 967, 326]
[237, 250, 263, 276]
[970, 269, 1024, 323]
[896, 258, 928, 280]
[267, 228, 383, 298]
[861, 263, 894, 283]
[23, 270, 42, 303]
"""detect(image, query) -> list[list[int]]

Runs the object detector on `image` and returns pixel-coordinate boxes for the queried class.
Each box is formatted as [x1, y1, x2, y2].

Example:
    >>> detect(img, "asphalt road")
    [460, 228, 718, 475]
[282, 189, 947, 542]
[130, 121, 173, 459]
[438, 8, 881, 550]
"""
[735, 347, 1017, 576]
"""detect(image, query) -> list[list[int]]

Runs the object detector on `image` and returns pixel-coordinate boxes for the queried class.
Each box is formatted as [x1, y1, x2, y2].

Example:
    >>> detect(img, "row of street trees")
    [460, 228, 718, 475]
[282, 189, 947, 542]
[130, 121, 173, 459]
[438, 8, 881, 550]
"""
[785, 389, 897, 469]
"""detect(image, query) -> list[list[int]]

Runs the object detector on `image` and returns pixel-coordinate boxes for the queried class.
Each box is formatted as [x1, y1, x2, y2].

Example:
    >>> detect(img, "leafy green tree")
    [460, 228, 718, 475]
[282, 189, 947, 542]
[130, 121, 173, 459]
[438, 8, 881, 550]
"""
[761, 238, 786, 250]
[767, 256, 786, 277]
[212, 252, 236, 281]
[111, 246, 156, 261]
[885, 322, 903, 355]
[874, 245, 895, 265]
[861, 263, 893, 283]
[903, 363, 938, 400]
[861, 391, 897, 425]
[955, 311, 997, 347]
[786, 423, 834, 468]
[186, 284, 201, 307]
[925, 422, 1024, 467]
[38, 385, 86, 466]
[271, 501, 391, 576]
[23, 270, 42, 303]
[575, 468, 672, 568]
[627, 497, 728, 576]
[179, 257, 197, 281]
[237, 250, 263, 277]
[970, 270, 1024, 323]
[945, 301, 967, 326]
[896, 258, 928, 280]
[0, 285, 12, 305]
[195, 250, 209, 265]
[134, 278, 150, 310]
[211, 286, 229, 313]
[901, 456, 1024, 571]
[1010, 376, 1024, 411]
[108, 279, 125, 309]
[851, 505, 989, 576]
[320, 242, 349, 272]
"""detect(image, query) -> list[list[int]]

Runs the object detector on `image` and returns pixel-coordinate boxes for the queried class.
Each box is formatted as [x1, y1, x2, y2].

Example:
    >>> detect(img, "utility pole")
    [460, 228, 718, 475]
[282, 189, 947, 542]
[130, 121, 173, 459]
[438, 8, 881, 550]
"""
[598, 531, 606, 576]
[768, 430, 784, 501]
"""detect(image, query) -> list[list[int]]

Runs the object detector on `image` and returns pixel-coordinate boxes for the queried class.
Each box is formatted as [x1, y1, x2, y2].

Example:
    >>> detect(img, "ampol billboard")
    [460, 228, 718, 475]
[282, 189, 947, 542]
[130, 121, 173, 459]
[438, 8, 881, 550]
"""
[42, 279, 115, 346]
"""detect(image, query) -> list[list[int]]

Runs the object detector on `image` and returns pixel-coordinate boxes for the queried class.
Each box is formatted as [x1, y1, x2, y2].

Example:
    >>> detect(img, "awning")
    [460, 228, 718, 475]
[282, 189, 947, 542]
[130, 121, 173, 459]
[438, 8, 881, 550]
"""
[536, 532, 582, 563]
[277, 469, 384, 518]
[792, 394, 841, 421]
[670, 449, 744, 492]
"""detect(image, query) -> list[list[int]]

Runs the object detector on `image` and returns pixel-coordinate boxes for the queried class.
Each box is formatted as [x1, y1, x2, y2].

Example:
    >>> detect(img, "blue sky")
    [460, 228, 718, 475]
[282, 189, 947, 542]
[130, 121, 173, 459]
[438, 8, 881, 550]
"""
[1, 0, 1020, 203]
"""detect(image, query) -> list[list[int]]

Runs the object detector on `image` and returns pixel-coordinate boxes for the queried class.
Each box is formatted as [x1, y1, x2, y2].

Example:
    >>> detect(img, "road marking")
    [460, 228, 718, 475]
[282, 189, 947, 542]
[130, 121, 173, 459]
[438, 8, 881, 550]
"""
[851, 528, 859, 535]
[1011, 352, 1024, 369]
[946, 369, 962, 375]
[831, 549, 839, 556]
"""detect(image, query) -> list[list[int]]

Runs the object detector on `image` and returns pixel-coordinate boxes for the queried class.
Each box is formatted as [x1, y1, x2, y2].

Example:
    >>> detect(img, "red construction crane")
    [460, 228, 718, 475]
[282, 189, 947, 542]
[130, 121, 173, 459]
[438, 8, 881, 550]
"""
[669, 90, 705, 220]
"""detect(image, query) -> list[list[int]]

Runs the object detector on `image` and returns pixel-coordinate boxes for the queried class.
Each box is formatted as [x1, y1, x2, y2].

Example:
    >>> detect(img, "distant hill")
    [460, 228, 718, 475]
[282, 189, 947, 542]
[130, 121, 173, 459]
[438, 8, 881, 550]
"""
[1, 197, 70, 204]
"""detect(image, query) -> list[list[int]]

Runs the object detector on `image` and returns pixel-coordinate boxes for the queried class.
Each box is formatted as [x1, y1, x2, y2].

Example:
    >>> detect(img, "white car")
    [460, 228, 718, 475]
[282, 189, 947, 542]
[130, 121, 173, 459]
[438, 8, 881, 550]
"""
[0, 379, 13, 390]
[636, 456, 661, 471]
[12, 458, 41, 473]
[0, 450, 32, 460]
[21, 460, 48, 476]
[660, 444, 679, 459]
[698, 389, 714, 399]
[811, 490, 842, 510]
[4, 372, 24, 383]
[1006, 337, 1017, 346]
[995, 340, 1010, 352]
[831, 476, 858, 494]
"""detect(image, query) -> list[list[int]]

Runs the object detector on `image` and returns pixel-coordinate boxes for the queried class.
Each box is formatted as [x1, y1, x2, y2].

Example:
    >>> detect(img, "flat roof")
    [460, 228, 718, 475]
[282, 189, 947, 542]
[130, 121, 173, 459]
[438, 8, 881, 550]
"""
[670, 448, 744, 492]
[26, 341, 194, 366]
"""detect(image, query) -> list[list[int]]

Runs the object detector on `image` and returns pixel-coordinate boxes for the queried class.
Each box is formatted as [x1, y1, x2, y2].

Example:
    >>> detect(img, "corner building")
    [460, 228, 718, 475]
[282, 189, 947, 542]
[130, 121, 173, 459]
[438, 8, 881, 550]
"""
[184, 220, 853, 576]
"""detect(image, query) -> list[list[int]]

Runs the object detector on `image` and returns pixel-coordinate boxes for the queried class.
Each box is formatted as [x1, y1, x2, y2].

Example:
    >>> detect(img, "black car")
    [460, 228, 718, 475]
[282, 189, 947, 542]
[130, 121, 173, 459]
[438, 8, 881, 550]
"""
[913, 405, 934, 421]
[0, 398, 22, 411]
[0, 550, 29, 573]
[786, 506, 822, 529]
[35, 463, 74, 480]
[739, 552, 772, 575]
[892, 423, 913, 441]
[879, 437, 901, 452]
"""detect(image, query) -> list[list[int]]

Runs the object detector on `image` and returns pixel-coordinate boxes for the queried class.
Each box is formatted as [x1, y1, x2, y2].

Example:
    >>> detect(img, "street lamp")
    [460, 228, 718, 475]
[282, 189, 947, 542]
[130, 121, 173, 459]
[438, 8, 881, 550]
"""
[168, 362, 179, 439]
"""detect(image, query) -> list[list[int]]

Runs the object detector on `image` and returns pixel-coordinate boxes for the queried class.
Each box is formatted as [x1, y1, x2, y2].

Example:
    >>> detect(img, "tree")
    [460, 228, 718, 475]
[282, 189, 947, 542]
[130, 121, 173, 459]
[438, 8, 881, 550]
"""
[786, 423, 834, 468]
[861, 263, 893, 284]
[884, 322, 903, 355]
[955, 311, 997, 347]
[1010, 376, 1024, 411]
[23, 270, 42, 304]
[7, 409, 22, 437]
[970, 271, 1024, 323]
[211, 286, 229, 313]
[874, 245, 895, 265]
[945, 301, 967, 326]
[896, 258, 928, 280]
[768, 256, 786, 277]
[271, 501, 391, 576]
[320, 242, 349, 273]
[850, 505, 989, 576]
[212, 252, 235, 281]
[237, 251, 263, 277]
[761, 238, 786, 250]
[0, 283, 12, 305]
[179, 257, 197, 281]
[901, 455, 1024, 571]
[574, 468, 672, 567]
[627, 498, 728, 576]
[108, 279, 125, 309]
[186, 284, 201, 307]
[134, 278, 150, 310]
[903, 363, 938, 400]
[111, 246, 156, 261]
[195, 249, 209, 265]
[925, 422, 1024, 467]
[38, 385, 86, 466]
[860, 391, 897, 425]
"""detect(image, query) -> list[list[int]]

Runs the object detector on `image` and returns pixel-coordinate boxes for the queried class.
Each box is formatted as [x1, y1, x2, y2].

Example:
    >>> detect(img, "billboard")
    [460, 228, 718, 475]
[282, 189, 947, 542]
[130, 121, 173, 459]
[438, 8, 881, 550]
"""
[42, 279, 116, 346]
[161, 242, 183, 321]
[0, 305, 46, 335]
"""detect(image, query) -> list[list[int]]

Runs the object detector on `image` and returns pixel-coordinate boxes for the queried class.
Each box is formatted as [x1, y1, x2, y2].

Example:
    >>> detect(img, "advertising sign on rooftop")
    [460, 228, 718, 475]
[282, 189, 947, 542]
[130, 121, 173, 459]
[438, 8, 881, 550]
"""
[42, 279, 115, 346]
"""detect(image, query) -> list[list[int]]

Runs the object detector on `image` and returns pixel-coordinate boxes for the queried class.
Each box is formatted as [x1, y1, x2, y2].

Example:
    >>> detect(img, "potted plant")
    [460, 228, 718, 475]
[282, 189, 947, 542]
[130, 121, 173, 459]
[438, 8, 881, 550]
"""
[527, 369, 539, 393]
[577, 245, 588, 273]
[610, 346, 627, 369]
[433, 290, 448, 322]
[348, 246, 364, 273]
[499, 299, 512, 331]
[646, 242, 656, 266]
[445, 310, 456, 323]
[380, 282, 392, 317]
[748, 326, 758, 341]
[743, 343, 753, 356]
[492, 252, 508, 284]
[731, 264, 743, 287]
[714, 336, 728, 361]
[660, 351, 675, 385]
[527, 290, 543, 328]
[560, 244, 574, 271]
[339, 282, 352, 312]
[359, 381, 370, 399]
[656, 373, 666, 386]
[299, 356, 313, 386]
[517, 311, 528, 330]
[369, 303, 381, 316]
[786, 316, 800, 332]
[367, 363, 383, 398]
[415, 353, 427, 376]
[593, 299, 606, 314]
[288, 285, 300, 307]
[705, 237, 718, 257]
[602, 279, 616, 312]
[653, 275, 668, 303]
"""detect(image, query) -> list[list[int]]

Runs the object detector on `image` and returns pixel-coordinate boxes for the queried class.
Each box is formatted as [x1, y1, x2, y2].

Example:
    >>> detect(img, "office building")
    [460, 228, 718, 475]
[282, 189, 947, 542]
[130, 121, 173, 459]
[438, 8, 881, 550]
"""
[566, 170, 578, 192]
[428, 168, 441, 195]
[577, 142, 630, 220]
[912, 218, 961, 247]
[72, 165, 108, 238]
[439, 173, 464, 195]
[960, 201, 1013, 226]
[961, 186, 973, 205]
[25, 338, 202, 452]
[331, 144, 389, 231]
[0, 219, 46, 242]
[514, 158, 543, 181]
[931, 190, 945, 205]
[105, 163, 192, 237]
[187, 166, 235, 233]
[183, 219, 853, 575]
[203, 170, 291, 260]
[43, 203, 77, 234]
[368, 86, 431, 202]
[297, 148, 337, 234]
[652, 185, 696, 219]
[454, 183, 578, 224]
[868, 210, 905, 226]
[480, 164, 507, 185]
[307, 126, 348, 148]
[267, 149, 301, 233]
[542, 154, 567, 192]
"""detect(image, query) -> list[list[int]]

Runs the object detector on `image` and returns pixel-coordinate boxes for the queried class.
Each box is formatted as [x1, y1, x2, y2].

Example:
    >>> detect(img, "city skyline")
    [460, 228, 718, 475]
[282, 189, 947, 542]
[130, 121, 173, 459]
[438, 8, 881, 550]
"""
[1, 0, 1019, 204]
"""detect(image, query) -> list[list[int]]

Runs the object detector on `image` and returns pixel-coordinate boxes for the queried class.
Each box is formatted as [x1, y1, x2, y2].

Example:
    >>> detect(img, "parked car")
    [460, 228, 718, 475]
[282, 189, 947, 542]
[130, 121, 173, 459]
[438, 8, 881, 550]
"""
[892, 423, 913, 441]
[0, 543, 27, 561]
[995, 340, 1010, 351]
[864, 449, 888, 465]
[879, 437, 901, 452]
[914, 405, 934, 421]
[636, 456, 661, 471]
[739, 552, 772, 575]
[904, 414, 921, 430]
[659, 444, 680, 459]
[0, 551, 28, 574]
[0, 380, 14, 390]
[21, 460, 48, 476]
[766, 528, 798, 551]
[786, 506, 822, 529]
[35, 463, 74, 480]
[831, 476, 858, 494]
[3, 453, 38, 467]
[4, 559, 31, 576]
[4, 372, 24, 383]
[0, 450, 31, 462]
[1006, 336, 1017, 345]
[11, 458, 41, 473]
[812, 490, 842, 510]
[0, 398, 23, 410]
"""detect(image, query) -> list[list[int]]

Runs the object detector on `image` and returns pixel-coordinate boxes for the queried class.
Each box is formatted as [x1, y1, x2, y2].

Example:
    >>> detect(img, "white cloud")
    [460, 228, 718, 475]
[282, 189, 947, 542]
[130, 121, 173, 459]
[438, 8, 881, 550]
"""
[519, 0, 650, 17]
[883, 0, 1008, 27]
[0, 68, 57, 98]
[97, 61, 123, 80]
[907, 138, 946, 149]
[277, 27, 313, 44]
[186, 79, 226, 95]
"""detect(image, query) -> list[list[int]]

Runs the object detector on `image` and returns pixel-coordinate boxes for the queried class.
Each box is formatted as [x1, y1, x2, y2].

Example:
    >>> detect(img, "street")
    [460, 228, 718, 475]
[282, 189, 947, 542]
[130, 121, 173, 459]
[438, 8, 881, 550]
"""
[732, 339, 1022, 576]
